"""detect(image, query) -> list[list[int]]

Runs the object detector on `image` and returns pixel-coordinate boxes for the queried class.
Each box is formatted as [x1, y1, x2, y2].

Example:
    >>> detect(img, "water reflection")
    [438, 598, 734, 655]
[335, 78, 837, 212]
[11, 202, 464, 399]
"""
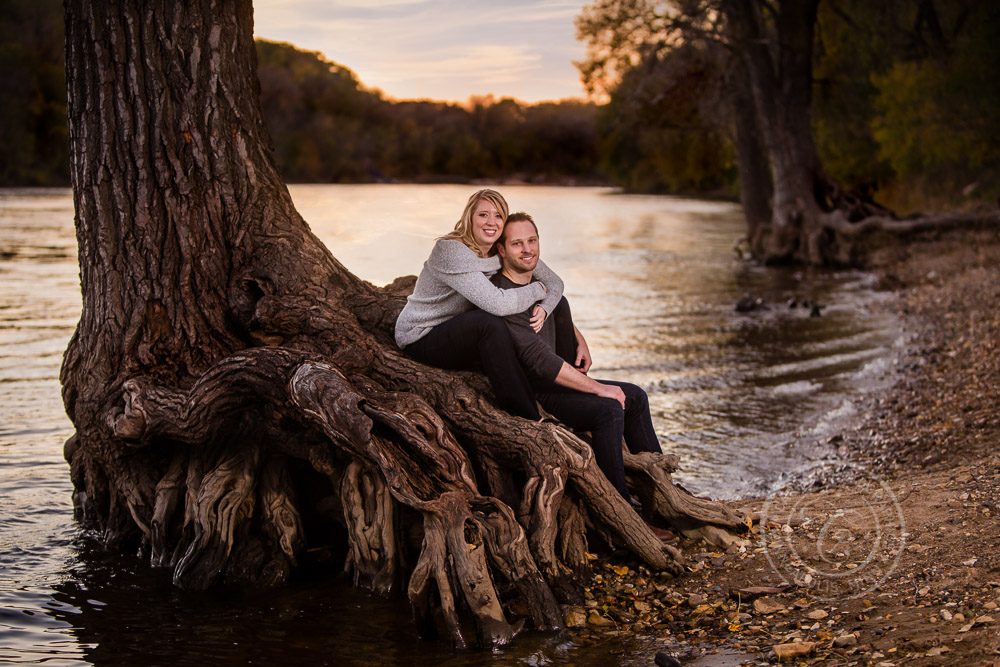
[42, 538, 651, 667]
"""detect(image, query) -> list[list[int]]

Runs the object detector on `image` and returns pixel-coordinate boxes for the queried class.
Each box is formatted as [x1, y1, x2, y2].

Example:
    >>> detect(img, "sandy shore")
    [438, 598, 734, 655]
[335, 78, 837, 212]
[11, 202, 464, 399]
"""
[575, 225, 1000, 666]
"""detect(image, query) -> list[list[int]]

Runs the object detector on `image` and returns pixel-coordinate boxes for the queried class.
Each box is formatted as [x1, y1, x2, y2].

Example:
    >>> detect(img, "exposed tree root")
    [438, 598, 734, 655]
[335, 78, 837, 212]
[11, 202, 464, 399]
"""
[748, 203, 1000, 266]
[74, 343, 750, 647]
[59, 0, 751, 649]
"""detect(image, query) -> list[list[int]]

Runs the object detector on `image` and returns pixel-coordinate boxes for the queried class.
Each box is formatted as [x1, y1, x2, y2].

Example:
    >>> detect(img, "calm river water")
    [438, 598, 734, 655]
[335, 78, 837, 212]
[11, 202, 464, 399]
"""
[0, 184, 900, 665]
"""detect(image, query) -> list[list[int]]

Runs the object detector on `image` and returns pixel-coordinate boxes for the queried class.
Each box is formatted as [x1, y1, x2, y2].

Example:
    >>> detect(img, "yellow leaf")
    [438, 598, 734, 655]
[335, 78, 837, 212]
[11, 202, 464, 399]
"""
[613, 565, 629, 576]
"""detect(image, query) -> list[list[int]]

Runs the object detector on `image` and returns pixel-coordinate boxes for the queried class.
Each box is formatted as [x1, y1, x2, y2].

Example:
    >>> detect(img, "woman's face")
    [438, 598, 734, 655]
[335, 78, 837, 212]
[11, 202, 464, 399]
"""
[471, 199, 504, 253]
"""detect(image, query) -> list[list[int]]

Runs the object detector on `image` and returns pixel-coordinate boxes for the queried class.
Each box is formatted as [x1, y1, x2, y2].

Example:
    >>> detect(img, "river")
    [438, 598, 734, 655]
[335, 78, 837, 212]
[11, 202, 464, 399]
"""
[0, 184, 900, 665]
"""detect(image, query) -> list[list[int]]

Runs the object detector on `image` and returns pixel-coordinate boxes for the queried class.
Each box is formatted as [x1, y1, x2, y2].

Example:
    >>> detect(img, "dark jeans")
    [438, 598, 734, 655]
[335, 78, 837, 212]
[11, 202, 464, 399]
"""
[403, 309, 541, 420]
[549, 297, 578, 364]
[535, 380, 661, 501]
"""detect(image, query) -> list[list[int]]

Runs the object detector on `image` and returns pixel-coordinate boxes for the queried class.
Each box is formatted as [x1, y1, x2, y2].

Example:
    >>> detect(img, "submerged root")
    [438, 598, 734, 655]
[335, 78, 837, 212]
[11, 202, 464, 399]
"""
[79, 345, 743, 645]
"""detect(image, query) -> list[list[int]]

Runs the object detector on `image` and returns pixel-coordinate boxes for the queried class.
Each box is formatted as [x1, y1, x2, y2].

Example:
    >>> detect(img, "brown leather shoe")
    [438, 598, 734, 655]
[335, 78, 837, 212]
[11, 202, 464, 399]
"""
[645, 523, 676, 541]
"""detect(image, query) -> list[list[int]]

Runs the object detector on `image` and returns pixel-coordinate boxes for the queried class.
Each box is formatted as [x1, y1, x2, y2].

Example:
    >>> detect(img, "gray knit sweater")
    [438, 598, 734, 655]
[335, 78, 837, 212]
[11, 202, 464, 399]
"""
[394, 238, 564, 348]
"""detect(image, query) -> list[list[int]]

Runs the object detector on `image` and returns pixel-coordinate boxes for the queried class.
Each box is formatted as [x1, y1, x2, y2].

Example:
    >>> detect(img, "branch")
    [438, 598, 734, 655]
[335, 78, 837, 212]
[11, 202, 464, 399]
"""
[826, 210, 1000, 237]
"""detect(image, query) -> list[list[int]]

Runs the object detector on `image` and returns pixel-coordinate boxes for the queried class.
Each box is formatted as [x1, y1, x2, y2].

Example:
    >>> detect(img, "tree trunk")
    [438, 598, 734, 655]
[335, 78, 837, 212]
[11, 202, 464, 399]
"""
[726, 56, 772, 244]
[60, 0, 746, 647]
[723, 0, 828, 263]
[720, 0, 996, 266]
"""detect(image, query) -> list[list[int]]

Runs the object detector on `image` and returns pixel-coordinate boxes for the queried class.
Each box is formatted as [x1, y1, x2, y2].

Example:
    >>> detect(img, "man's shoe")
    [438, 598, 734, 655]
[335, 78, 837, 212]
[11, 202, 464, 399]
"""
[645, 523, 676, 542]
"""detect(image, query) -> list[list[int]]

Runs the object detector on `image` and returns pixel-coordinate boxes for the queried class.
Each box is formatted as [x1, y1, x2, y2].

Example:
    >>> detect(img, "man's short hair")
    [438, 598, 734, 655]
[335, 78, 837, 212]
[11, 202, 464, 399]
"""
[499, 211, 538, 245]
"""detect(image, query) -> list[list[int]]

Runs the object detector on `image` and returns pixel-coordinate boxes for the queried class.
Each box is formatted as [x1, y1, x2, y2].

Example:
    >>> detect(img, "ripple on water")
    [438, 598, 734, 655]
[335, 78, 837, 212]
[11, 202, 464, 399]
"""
[0, 185, 904, 666]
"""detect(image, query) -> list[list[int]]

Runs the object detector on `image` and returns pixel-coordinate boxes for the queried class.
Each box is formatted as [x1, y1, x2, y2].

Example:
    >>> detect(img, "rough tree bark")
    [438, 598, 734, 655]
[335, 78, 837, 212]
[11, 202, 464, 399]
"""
[725, 55, 772, 241]
[60, 0, 745, 648]
[724, 0, 838, 263]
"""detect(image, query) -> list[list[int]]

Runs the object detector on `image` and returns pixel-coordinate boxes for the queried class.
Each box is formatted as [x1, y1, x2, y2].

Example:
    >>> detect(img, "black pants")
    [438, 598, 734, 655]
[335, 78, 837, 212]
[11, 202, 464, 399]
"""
[403, 309, 541, 420]
[535, 380, 661, 501]
[549, 296, 578, 364]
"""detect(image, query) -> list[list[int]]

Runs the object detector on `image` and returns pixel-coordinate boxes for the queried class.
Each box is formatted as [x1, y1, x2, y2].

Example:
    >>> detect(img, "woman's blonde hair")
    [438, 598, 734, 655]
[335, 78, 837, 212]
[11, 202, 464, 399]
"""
[443, 189, 509, 257]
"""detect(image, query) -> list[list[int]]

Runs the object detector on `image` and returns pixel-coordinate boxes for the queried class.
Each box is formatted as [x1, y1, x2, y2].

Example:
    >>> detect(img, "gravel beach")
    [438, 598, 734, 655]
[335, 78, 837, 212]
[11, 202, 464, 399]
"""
[577, 224, 1000, 666]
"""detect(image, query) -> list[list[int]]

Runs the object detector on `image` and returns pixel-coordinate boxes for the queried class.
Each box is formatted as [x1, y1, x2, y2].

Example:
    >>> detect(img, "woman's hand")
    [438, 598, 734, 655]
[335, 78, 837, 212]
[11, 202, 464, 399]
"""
[529, 305, 546, 333]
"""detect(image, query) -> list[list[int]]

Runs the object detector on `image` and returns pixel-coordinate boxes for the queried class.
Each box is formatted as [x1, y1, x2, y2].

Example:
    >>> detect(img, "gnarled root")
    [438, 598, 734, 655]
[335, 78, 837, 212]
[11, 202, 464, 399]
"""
[340, 461, 397, 593]
[291, 359, 560, 646]
[98, 345, 744, 645]
[625, 451, 749, 548]
[408, 494, 524, 648]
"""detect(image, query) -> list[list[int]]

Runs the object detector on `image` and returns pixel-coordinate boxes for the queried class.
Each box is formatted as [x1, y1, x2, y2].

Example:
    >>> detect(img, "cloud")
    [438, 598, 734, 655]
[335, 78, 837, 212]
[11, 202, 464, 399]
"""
[372, 43, 541, 89]
[333, 0, 431, 7]
[253, 0, 589, 102]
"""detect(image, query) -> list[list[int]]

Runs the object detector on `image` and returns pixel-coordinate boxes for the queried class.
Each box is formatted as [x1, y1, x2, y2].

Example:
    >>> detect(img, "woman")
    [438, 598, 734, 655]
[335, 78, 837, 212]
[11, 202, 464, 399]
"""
[394, 189, 563, 419]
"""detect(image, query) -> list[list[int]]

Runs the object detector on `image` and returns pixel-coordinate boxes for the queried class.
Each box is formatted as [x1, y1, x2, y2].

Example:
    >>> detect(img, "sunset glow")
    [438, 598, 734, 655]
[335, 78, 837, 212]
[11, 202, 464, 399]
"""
[252, 0, 589, 103]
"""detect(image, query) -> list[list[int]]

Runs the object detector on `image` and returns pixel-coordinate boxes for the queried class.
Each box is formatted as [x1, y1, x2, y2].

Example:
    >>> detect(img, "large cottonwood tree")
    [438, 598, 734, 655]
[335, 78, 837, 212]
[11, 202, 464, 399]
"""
[577, 0, 999, 265]
[60, 0, 743, 648]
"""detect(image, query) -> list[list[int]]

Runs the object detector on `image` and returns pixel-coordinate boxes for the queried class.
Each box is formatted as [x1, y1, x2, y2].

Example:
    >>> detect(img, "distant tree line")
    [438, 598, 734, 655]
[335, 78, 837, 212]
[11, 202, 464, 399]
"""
[254, 40, 602, 185]
[0, 1, 602, 187]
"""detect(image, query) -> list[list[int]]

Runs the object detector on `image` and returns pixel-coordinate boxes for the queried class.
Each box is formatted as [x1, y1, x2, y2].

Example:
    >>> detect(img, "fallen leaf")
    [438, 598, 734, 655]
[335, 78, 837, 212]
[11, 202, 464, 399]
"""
[688, 593, 706, 606]
[587, 610, 615, 627]
[773, 641, 815, 660]
[563, 607, 588, 627]
[690, 604, 715, 617]
[754, 597, 786, 615]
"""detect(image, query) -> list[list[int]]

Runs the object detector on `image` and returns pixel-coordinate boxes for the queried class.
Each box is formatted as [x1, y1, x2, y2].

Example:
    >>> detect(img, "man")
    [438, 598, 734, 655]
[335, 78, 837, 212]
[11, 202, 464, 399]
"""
[490, 212, 664, 509]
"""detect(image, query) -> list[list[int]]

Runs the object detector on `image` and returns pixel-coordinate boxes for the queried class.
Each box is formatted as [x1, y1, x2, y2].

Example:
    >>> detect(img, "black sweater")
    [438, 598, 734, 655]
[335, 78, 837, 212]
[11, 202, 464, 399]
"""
[490, 272, 564, 383]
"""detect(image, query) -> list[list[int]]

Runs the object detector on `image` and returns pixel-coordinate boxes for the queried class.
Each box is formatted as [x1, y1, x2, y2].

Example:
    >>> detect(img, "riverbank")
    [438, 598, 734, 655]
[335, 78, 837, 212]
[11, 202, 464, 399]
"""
[576, 225, 1000, 666]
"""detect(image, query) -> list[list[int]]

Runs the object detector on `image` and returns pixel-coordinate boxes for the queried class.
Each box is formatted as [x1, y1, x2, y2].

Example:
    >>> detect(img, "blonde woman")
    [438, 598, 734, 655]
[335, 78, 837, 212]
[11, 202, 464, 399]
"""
[395, 189, 563, 419]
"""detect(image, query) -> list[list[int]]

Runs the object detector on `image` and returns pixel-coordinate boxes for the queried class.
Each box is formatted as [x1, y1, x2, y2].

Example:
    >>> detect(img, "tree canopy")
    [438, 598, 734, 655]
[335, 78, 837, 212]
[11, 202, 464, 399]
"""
[576, 0, 1000, 210]
[255, 41, 604, 185]
[5, 0, 997, 211]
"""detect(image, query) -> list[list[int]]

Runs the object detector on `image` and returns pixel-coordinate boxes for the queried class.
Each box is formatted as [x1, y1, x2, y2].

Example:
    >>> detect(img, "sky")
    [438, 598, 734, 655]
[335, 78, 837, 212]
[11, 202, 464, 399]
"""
[252, 0, 592, 104]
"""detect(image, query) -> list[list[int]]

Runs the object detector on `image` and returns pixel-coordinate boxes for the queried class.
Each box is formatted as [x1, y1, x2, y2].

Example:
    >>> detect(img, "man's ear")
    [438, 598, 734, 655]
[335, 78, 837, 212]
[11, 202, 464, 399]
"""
[496, 243, 506, 259]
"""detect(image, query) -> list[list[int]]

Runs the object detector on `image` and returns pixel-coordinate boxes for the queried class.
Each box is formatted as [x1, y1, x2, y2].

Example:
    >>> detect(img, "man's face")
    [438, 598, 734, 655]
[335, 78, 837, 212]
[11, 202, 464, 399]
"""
[498, 219, 540, 274]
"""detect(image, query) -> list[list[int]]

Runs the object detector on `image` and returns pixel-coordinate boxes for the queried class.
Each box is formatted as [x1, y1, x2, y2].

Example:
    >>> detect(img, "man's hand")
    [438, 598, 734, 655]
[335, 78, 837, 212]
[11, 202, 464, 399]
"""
[574, 326, 592, 373]
[529, 305, 546, 333]
[595, 382, 626, 409]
